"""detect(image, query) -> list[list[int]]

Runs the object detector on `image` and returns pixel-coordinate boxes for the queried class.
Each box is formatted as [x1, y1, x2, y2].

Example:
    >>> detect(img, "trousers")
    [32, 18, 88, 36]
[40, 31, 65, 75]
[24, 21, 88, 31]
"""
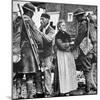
[43, 56, 53, 95]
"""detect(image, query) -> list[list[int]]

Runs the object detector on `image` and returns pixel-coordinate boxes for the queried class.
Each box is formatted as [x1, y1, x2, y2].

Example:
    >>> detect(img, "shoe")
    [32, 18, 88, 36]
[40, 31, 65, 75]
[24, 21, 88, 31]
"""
[59, 93, 65, 96]
[45, 94, 51, 98]
[36, 93, 45, 98]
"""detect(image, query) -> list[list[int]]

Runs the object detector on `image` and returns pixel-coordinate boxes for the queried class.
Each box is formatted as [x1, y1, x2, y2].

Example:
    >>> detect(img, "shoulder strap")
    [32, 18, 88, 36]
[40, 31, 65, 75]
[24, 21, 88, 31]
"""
[86, 17, 90, 46]
[87, 17, 90, 38]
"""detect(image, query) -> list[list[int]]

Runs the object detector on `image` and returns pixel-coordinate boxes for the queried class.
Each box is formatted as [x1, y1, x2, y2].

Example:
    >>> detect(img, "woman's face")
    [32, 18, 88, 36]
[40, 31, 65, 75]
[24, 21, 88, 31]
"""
[59, 22, 66, 32]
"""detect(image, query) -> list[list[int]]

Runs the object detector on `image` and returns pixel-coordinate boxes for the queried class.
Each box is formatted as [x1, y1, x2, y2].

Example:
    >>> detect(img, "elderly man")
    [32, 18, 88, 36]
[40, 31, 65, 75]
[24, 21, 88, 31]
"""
[39, 13, 55, 97]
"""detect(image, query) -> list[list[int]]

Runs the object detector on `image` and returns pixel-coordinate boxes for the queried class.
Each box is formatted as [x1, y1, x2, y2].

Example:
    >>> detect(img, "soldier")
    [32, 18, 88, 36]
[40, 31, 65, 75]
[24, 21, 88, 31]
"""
[71, 8, 93, 94]
[13, 3, 43, 98]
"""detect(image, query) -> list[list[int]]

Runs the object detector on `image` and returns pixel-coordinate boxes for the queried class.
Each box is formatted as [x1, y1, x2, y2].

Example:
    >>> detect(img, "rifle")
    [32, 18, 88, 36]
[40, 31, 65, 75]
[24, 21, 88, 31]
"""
[17, 4, 40, 70]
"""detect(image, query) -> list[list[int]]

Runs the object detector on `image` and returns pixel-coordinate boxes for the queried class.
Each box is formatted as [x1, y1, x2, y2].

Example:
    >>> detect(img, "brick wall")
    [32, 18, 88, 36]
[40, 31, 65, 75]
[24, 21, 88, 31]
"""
[45, 3, 97, 35]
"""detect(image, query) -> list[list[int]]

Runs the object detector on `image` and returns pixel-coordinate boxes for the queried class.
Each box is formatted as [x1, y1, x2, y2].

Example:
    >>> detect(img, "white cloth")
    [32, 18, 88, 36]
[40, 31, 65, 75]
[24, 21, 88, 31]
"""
[43, 56, 53, 94]
[57, 50, 78, 93]
[42, 24, 50, 34]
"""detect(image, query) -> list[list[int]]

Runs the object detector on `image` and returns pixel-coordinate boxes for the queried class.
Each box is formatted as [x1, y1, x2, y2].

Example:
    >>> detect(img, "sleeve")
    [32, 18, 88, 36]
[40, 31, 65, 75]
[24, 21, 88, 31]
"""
[43, 27, 55, 42]
[89, 24, 97, 44]
[56, 32, 70, 51]
[47, 28, 55, 40]
[55, 31, 62, 40]
[26, 20, 43, 48]
[66, 33, 71, 42]
[13, 17, 22, 54]
[71, 21, 88, 51]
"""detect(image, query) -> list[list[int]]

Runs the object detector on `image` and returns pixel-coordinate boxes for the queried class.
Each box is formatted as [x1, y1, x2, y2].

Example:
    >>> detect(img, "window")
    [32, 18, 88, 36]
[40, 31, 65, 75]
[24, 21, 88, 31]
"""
[67, 12, 73, 22]
[85, 11, 93, 16]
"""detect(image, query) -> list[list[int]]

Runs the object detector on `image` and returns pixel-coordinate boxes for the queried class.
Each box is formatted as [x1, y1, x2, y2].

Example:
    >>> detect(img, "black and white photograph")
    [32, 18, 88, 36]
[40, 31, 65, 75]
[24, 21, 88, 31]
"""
[12, 0, 97, 99]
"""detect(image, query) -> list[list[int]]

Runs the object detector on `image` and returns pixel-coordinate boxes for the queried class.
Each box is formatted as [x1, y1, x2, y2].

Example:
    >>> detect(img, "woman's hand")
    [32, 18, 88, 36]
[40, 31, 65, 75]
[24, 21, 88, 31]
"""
[65, 43, 70, 52]
[65, 43, 69, 47]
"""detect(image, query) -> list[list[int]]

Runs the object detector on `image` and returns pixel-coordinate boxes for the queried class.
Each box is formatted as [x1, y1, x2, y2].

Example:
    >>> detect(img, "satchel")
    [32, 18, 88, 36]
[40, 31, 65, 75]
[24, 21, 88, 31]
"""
[80, 18, 93, 55]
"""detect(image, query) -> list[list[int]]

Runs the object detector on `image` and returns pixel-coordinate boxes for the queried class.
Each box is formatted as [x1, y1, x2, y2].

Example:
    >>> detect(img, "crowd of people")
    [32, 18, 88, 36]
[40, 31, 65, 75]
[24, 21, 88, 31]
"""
[12, 2, 97, 99]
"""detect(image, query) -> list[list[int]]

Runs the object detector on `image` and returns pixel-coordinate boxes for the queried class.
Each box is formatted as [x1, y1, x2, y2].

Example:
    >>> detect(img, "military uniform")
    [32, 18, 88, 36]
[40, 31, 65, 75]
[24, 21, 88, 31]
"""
[13, 3, 43, 99]
[71, 8, 93, 93]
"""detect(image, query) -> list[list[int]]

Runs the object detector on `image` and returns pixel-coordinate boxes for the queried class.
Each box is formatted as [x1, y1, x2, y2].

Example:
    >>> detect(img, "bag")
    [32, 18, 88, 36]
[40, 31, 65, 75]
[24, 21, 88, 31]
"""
[80, 18, 93, 55]
[80, 37, 93, 55]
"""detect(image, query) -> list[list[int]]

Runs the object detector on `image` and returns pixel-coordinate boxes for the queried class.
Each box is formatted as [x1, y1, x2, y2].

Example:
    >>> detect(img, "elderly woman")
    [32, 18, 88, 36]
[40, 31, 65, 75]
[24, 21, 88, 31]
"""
[55, 20, 78, 95]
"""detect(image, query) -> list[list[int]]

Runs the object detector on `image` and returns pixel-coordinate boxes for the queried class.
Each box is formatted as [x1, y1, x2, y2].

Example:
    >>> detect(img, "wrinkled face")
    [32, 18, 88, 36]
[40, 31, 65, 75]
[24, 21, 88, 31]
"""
[59, 22, 66, 32]
[40, 17, 49, 28]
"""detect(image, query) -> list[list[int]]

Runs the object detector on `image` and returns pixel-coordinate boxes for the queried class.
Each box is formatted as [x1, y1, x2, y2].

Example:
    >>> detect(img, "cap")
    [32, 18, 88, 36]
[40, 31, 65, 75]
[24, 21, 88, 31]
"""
[74, 8, 85, 16]
[22, 3, 35, 12]
[41, 13, 50, 19]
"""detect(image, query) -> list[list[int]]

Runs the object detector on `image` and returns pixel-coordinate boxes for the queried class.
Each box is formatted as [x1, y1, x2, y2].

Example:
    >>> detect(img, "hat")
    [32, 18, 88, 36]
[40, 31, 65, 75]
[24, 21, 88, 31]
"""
[22, 3, 35, 12]
[41, 13, 50, 19]
[74, 8, 85, 16]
